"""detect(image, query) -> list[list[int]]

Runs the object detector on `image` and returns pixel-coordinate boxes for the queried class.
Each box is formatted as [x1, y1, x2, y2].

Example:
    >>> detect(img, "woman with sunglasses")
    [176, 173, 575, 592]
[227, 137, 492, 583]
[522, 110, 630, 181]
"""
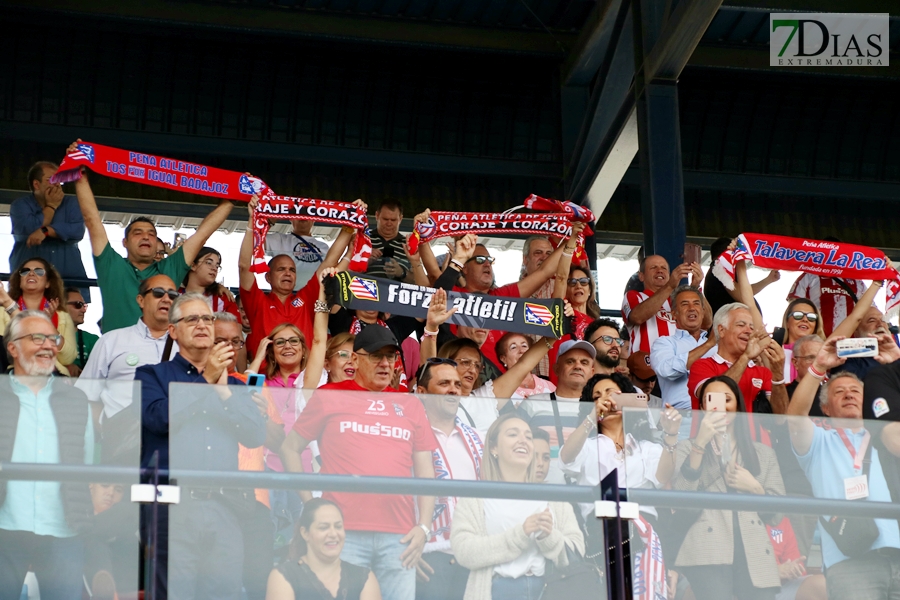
[0, 258, 78, 369]
[180, 246, 239, 319]
[494, 332, 555, 398]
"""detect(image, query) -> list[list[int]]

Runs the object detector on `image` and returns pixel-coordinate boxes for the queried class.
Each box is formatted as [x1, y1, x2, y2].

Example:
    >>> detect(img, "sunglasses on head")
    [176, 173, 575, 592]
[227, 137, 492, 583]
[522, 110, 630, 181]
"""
[19, 267, 46, 277]
[789, 311, 818, 322]
[466, 256, 495, 265]
[415, 356, 458, 381]
[567, 277, 591, 286]
[143, 287, 179, 300]
[66, 301, 88, 309]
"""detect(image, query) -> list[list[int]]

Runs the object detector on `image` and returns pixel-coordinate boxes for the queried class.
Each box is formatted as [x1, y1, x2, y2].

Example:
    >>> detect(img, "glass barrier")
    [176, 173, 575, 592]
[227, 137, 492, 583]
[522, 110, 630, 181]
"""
[0, 375, 141, 600]
[168, 385, 608, 600]
[621, 406, 900, 600]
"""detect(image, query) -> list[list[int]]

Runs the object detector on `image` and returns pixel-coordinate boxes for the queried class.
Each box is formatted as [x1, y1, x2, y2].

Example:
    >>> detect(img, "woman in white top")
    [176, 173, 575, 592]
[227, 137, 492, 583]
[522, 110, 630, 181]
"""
[558, 372, 680, 598]
[451, 413, 584, 600]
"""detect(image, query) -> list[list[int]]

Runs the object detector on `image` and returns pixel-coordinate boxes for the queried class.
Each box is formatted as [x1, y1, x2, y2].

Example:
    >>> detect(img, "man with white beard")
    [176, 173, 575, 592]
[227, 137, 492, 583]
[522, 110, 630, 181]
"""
[0, 310, 94, 598]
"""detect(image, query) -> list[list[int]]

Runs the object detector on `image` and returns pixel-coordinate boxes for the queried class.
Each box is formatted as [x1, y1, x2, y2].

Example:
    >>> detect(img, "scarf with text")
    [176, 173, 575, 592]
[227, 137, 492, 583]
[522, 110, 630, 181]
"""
[252, 191, 371, 273]
[426, 417, 483, 553]
[407, 195, 593, 261]
[50, 142, 371, 272]
[714, 233, 900, 318]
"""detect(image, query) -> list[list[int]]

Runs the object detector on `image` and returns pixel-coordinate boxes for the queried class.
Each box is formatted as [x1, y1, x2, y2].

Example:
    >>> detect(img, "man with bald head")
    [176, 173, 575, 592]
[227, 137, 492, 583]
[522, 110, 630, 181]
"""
[239, 196, 358, 359]
[77, 274, 179, 421]
[623, 254, 703, 354]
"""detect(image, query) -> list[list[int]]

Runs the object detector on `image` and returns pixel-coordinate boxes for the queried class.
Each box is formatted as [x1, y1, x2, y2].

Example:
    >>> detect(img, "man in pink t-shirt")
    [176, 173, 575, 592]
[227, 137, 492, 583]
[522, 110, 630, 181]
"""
[281, 326, 437, 600]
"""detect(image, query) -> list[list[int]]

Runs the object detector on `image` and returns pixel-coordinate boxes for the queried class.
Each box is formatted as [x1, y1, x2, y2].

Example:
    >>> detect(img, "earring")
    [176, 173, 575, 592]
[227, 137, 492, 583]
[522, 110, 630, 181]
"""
[492, 454, 498, 459]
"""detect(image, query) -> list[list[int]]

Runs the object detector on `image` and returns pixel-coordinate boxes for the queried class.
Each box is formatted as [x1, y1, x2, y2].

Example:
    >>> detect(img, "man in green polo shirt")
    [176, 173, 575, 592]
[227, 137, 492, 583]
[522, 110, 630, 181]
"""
[70, 145, 234, 333]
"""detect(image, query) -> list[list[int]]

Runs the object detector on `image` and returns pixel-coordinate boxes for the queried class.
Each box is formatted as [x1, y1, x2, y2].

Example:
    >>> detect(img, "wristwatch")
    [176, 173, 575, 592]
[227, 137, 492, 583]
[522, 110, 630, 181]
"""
[418, 523, 432, 538]
[40, 226, 49, 235]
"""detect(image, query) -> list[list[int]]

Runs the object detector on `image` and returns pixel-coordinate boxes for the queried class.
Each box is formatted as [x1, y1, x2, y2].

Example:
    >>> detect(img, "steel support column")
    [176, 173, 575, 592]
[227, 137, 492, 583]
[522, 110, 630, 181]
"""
[634, 81, 686, 269]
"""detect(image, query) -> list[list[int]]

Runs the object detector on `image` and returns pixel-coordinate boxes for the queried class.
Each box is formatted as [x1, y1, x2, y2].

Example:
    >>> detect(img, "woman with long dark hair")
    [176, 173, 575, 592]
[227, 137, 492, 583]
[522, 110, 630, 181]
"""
[266, 499, 381, 600]
[180, 246, 239, 318]
[671, 375, 785, 600]
[0, 257, 77, 368]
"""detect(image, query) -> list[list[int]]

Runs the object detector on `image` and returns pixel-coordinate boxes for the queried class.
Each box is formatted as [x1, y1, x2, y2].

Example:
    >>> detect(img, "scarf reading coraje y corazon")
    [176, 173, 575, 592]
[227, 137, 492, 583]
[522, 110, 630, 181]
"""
[713, 233, 900, 318]
[407, 194, 595, 262]
[50, 142, 371, 272]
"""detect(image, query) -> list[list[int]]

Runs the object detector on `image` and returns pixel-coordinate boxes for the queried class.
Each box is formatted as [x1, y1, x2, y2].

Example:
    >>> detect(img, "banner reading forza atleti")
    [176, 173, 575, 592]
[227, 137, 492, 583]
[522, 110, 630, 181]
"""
[326, 272, 570, 339]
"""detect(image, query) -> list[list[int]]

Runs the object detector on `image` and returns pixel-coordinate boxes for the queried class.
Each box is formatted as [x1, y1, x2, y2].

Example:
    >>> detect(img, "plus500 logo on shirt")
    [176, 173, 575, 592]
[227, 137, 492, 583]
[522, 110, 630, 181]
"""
[340, 421, 411, 440]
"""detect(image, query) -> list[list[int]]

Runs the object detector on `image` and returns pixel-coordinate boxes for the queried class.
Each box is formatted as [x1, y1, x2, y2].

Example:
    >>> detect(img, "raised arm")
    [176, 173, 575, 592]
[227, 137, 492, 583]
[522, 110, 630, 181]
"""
[302, 271, 332, 388]
[788, 336, 846, 454]
[832, 278, 883, 338]
[552, 223, 584, 299]
[238, 198, 257, 291]
[68, 140, 109, 256]
[419, 288, 456, 365]
[490, 337, 553, 400]
[182, 199, 234, 264]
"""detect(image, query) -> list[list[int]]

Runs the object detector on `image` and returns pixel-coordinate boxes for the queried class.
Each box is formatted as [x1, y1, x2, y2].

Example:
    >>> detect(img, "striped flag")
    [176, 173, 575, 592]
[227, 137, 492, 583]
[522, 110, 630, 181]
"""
[349, 277, 379, 301]
[69, 143, 95, 163]
[524, 302, 554, 326]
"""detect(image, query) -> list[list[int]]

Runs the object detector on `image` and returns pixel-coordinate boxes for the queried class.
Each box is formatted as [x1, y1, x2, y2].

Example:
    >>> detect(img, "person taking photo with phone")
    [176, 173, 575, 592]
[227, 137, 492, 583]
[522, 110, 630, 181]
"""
[671, 375, 785, 600]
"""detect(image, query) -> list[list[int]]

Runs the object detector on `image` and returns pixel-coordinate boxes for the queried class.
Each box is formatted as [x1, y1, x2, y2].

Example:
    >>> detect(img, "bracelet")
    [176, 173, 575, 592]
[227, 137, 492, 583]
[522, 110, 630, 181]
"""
[4, 302, 16, 315]
[771, 378, 785, 386]
[314, 300, 329, 313]
[662, 441, 677, 453]
[807, 365, 826, 380]
[690, 442, 706, 454]
[582, 418, 594, 432]
[561, 250, 574, 257]
[45, 205, 56, 212]
[543, 339, 553, 349]
[565, 246, 577, 252]
[422, 327, 439, 338]
[449, 259, 465, 271]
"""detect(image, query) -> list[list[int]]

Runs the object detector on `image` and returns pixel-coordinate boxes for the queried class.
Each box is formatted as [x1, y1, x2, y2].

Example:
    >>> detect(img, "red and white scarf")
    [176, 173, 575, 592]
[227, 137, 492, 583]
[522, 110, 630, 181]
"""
[50, 142, 371, 273]
[631, 515, 666, 600]
[407, 195, 594, 261]
[426, 418, 483, 553]
[714, 233, 900, 318]
[18, 297, 59, 329]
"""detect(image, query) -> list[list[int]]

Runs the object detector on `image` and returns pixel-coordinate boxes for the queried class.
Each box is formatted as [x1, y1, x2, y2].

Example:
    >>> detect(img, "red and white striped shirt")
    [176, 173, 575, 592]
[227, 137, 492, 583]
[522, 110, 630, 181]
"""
[788, 274, 867, 336]
[622, 289, 676, 354]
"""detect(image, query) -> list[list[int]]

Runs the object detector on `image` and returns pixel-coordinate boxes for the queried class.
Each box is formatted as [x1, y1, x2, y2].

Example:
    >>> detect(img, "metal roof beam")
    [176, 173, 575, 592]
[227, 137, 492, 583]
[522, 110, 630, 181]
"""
[561, 0, 625, 86]
[3, 0, 573, 56]
[0, 121, 560, 180]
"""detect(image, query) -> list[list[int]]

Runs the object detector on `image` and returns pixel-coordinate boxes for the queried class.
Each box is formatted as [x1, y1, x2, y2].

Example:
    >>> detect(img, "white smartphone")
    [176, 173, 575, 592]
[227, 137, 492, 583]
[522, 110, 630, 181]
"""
[705, 392, 727, 412]
[836, 337, 878, 359]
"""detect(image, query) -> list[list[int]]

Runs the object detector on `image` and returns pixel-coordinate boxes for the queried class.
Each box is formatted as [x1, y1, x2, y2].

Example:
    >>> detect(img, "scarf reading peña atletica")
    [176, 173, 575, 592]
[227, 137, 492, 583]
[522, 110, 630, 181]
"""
[714, 233, 900, 318]
[407, 194, 594, 261]
[50, 141, 372, 272]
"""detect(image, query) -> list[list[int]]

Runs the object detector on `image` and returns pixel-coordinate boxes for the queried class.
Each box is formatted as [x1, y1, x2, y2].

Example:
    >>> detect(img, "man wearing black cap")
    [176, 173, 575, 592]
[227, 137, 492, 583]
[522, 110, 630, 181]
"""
[280, 326, 438, 600]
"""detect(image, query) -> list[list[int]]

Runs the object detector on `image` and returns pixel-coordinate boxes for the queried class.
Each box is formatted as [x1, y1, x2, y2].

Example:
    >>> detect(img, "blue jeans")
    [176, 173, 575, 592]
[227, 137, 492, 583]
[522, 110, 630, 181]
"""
[491, 575, 545, 600]
[826, 548, 900, 600]
[342, 531, 416, 600]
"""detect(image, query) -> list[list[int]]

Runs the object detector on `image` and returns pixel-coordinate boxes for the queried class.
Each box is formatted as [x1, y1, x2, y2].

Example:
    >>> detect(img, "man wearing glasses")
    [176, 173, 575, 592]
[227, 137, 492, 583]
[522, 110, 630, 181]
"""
[64, 286, 98, 376]
[77, 275, 179, 422]
[584, 318, 627, 376]
[282, 325, 437, 600]
[650, 285, 716, 410]
[0, 310, 94, 599]
[136, 293, 265, 599]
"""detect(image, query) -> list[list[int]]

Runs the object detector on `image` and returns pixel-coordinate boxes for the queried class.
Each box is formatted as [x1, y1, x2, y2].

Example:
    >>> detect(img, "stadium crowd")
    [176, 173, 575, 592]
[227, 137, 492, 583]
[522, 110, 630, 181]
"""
[3, 149, 900, 600]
